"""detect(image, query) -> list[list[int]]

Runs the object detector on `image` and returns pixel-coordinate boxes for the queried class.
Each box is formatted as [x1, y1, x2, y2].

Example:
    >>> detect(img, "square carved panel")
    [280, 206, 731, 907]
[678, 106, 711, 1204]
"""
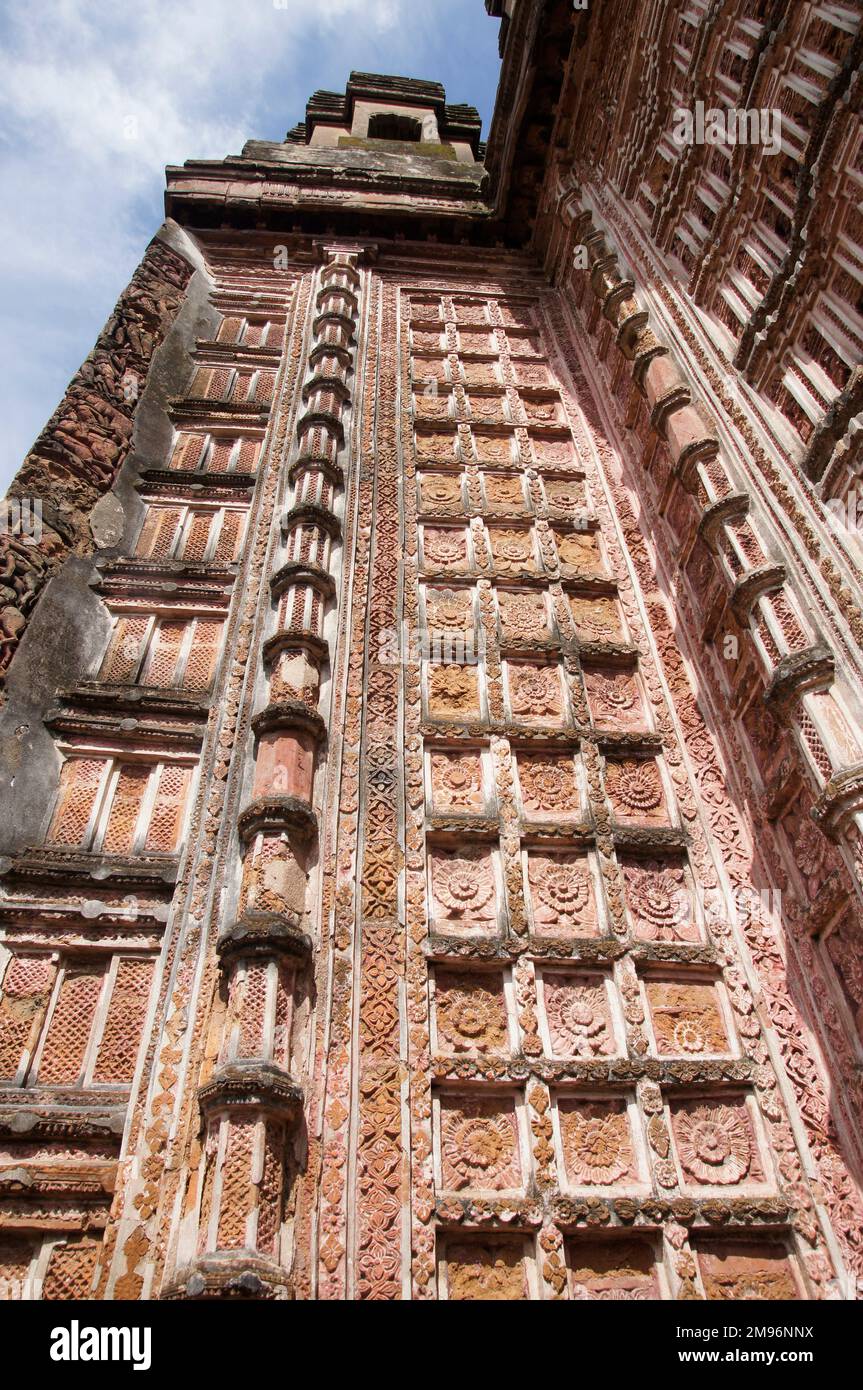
[507, 665, 567, 728]
[622, 857, 701, 943]
[693, 1239, 802, 1300]
[555, 1094, 643, 1190]
[668, 1095, 767, 1192]
[513, 360, 553, 389]
[429, 845, 502, 934]
[426, 663, 481, 722]
[412, 330, 444, 355]
[468, 395, 508, 427]
[516, 751, 581, 817]
[414, 391, 453, 425]
[458, 330, 496, 355]
[435, 1091, 526, 1195]
[472, 432, 516, 468]
[555, 528, 607, 579]
[462, 360, 501, 389]
[568, 593, 626, 643]
[439, 1235, 533, 1300]
[418, 471, 465, 517]
[428, 747, 488, 815]
[415, 428, 458, 466]
[543, 477, 588, 516]
[482, 474, 529, 515]
[566, 1237, 663, 1300]
[604, 757, 669, 825]
[488, 526, 540, 577]
[644, 977, 733, 1058]
[498, 590, 554, 646]
[531, 436, 579, 471]
[525, 851, 599, 937]
[585, 668, 647, 732]
[432, 968, 513, 1058]
[537, 970, 622, 1059]
[421, 525, 470, 574]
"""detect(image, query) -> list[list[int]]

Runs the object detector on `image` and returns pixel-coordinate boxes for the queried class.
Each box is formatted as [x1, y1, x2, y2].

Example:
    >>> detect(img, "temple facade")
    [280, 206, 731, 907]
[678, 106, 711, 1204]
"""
[1, 2, 862, 1301]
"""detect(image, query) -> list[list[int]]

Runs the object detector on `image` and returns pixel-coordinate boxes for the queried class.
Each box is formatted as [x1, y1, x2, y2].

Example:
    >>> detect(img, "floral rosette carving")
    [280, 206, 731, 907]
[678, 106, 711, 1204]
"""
[509, 665, 562, 720]
[499, 592, 548, 641]
[605, 759, 664, 819]
[485, 478, 526, 512]
[432, 852, 496, 926]
[561, 1105, 635, 1185]
[624, 861, 696, 942]
[529, 855, 594, 933]
[544, 976, 614, 1057]
[427, 587, 472, 630]
[491, 529, 535, 573]
[589, 672, 641, 727]
[423, 529, 467, 570]
[441, 1102, 521, 1192]
[545, 480, 587, 515]
[435, 973, 509, 1056]
[421, 474, 462, 511]
[431, 753, 484, 812]
[428, 664, 478, 716]
[675, 1105, 753, 1186]
[519, 757, 579, 815]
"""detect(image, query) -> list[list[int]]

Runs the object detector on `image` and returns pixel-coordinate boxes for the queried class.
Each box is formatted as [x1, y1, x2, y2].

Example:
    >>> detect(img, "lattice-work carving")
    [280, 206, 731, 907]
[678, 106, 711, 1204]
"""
[42, 1240, 101, 1301]
[184, 620, 224, 691]
[92, 958, 154, 1083]
[36, 968, 103, 1085]
[144, 764, 192, 852]
[0, 956, 56, 1080]
[47, 758, 105, 846]
[216, 1119, 256, 1249]
[100, 616, 150, 682]
[102, 764, 151, 853]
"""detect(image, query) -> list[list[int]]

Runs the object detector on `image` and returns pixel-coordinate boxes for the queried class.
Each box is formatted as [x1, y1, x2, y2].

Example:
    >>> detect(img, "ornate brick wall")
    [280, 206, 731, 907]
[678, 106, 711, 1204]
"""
[1, 235, 194, 693]
[1, 45, 861, 1299]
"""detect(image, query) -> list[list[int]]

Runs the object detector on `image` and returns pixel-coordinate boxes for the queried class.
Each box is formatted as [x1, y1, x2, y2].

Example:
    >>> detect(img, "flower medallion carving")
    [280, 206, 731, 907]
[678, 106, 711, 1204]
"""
[434, 970, 509, 1057]
[559, 1099, 638, 1187]
[439, 1095, 522, 1193]
[527, 853, 597, 935]
[430, 848, 498, 932]
[542, 973, 616, 1057]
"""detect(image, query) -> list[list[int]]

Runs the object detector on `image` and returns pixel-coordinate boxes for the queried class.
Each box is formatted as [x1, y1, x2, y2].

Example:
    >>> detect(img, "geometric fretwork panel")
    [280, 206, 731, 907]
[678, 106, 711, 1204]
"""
[0, 1233, 102, 1301]
[47, 757, 193, 854]
[0, 951, 154, 1088]
[100, 615, 224, 691]
[135, 505, 246, 563]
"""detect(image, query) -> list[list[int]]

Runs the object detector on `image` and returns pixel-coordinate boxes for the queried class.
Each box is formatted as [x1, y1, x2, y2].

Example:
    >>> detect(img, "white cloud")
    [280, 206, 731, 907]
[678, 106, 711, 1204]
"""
[0, 0, 409, 488]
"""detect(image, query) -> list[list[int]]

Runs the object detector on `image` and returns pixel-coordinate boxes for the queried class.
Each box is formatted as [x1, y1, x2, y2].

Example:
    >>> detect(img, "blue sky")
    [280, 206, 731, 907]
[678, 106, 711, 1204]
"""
[0, 1, 502, 492]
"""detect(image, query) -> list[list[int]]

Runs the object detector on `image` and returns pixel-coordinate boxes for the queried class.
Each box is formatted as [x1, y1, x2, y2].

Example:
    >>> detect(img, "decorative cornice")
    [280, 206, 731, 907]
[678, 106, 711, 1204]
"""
[811, 763, 863, 842]
[197, 1062, 303, 1118]
[729, 564, 787, 622]
[251, 699, 327, 745]
[217, 911, 312, 964]
[281, 502, 342, 541]
[269, 560, 336, 600]
[236, 794, 317, 844]
[163, 1254, 294, 1301]
[763, 643, 836, 712]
